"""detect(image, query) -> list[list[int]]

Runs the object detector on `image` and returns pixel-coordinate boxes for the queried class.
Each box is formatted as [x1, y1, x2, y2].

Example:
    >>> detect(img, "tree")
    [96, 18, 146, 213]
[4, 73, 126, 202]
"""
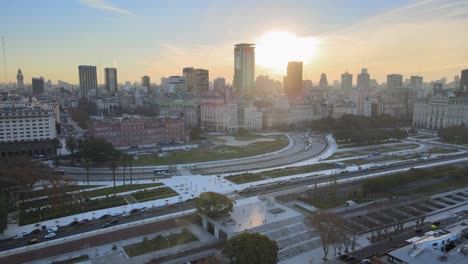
[0, 192, 8, 232]
[222, 232, 278, 264]
[79, 137, 120, 165]
[190, 127, 203, 140]
[305, 211, 344, 260]
[196, 192, 233, 218]
[66, 137, 78, 164]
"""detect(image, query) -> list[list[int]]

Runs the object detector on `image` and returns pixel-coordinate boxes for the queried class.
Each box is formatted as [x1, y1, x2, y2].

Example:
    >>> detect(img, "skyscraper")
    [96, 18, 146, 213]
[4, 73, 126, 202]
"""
[341, 72, 353, 91]
[17, 68, 24, 90]
[195, 69, 209, 96]
[142, 75, 150, 91]
[460, 69, 468, 91]
[387, 74, 403, 90]
[233, 43, 255, 96]
[183, 67, 195, 93]
[284, 61, 303, 98]
[78, 65, 98, 98]
[32, 77, 45, 95]
[214, 77, 226, 94]
[410, 76, 423, 90]
[104, 68, 118, 93]
[319, 73, 328, 89]
[357, 68, 370, 90]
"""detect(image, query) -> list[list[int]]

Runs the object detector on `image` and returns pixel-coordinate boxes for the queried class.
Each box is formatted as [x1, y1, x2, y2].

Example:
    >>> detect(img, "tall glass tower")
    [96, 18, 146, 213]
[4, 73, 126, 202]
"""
[233, 43, 255, 96]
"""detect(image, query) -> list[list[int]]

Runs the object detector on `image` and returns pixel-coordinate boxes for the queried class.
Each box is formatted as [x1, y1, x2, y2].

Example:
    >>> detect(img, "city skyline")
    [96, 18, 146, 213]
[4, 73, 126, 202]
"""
[1, 0, 468, 84]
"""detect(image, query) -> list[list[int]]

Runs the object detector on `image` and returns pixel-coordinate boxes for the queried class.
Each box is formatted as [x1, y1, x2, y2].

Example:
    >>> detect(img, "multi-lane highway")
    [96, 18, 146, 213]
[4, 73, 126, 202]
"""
[2, 152, 468, 253]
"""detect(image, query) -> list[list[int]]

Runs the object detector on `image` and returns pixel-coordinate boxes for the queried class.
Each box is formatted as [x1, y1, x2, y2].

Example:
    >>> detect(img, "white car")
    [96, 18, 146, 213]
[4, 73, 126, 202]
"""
[47, 227, 58, 233]
[112, 212, 121, 217]
[44, 232, 56, 239]
[122, 213, 130, 217]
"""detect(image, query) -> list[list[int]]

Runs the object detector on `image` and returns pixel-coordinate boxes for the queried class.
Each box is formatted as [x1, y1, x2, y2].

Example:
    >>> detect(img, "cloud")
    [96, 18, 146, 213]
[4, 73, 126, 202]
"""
[80, 0, 134, 16]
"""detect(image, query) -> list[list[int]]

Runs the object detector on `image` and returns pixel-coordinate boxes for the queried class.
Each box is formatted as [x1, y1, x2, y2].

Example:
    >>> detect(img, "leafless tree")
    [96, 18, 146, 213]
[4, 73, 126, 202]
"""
[305, 211, 344, 260]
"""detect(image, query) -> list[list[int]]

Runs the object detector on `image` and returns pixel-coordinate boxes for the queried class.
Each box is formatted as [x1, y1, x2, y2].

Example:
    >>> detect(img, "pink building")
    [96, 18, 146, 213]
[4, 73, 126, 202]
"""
[89, 116, 185, 147]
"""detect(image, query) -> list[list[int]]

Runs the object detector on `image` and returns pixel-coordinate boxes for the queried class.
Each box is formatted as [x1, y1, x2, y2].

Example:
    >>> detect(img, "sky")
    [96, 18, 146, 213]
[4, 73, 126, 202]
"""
[1, 0, 468, 85]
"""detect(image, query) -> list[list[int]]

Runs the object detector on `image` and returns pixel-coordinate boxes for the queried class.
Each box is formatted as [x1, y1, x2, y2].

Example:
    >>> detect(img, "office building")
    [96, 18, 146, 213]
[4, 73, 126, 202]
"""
[387, 74, 403, 90]
[357, 68, 370, 90]
[461, 69, 468, 91]
[410, 76, 423, 90]
[256, 75, 275, 93]
[413, 96, 468, 130]
[214, 77, 226, 94]
[142, 75, 150, 91]
[32, 77, 45, 95]
[78, 65, 98, 98]
[17, 68, 24, 90]
[168, 76, 187, 94]
[183, 67, 196, 93]
[195, 69, 209, 96]
[284, 61, 303, 98]
[341, 72, 353, 91]
[319, 73, 328, 89]
[104, 68, 118, 93]
[233, 43, 255, 96]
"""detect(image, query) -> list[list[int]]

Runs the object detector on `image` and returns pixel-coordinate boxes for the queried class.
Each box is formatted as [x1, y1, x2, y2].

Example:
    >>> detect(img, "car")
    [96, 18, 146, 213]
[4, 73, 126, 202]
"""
[110, 219, 119, 224]
[12, 234, 23, 240]
[27, 238, 39, 245]
[360, 259, 372, 264]
[141, 207, 149, 212]
[122, 213, 130, 217]
[47, 227, 58, 233]
[111, 212, 121, 217]
[44, 232, 56, 239]
[69, 220, 80, 226]
[166, 203, 174, 208]
[21, 231, 30, 236]
[130, 208, 140, 214]
[101, 223, 111, 228]
[31, 228, 41, 234]
[79, 219, 89, 224]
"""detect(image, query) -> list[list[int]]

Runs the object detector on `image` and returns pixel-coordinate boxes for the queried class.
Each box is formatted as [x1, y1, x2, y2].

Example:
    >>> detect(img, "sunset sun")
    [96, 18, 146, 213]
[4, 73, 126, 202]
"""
[255, 31, 319, 72]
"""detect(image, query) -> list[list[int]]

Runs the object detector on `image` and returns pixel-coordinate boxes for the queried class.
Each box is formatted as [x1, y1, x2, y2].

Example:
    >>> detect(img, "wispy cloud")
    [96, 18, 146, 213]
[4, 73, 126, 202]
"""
[80, 0, 134, 16]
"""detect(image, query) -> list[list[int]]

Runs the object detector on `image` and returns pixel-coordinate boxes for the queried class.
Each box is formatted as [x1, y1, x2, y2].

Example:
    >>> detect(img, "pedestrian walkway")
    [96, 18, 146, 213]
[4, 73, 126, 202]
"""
[122, 194, 138, 204]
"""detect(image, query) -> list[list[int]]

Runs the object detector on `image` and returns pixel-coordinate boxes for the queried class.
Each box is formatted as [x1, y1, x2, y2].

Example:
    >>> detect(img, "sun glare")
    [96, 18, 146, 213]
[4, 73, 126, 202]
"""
[255, 31, 319, 73]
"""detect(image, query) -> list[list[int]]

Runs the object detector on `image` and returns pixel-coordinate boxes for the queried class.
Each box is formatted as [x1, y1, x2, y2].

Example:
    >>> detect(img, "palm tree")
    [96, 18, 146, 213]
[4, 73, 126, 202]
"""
[129, 154, 133, 185]
[109, 161, 118, 193]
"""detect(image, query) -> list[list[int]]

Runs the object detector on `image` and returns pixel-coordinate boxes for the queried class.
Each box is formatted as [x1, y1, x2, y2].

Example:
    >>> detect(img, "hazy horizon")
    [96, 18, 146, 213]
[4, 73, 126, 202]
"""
[1, 0, 468, 85]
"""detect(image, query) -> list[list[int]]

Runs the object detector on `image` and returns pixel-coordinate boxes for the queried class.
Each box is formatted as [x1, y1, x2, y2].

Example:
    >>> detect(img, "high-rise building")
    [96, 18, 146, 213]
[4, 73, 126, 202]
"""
[357, 68, 370, 90]
[214, 77, 226, 94]
[460, 69, 468, 91]
[32, 77, 45, 95]
[233, 43, 255, 96]
[17, 68, 24, 90]
[387, 74, 403, 90]
[168, 76, 187, 94]
[410, 76, 423, 90]
[183, 67, 195, 93]
[195, 69, 209, 96]
[319, 73, 328, 89]
[256, 75, 274, 93]
[284, 61, 303, 98]
[341, 72, 353, 91]
[142, 75, 150, 90]
[78, 65, 98, 98]
[104, 68, 118, 93]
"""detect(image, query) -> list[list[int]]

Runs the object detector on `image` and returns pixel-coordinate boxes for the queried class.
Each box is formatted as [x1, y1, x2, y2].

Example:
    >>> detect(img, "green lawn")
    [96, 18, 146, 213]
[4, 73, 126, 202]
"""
[20, 185, 101, 200]
[412, 135, 437, 139]
[326, 151, 364, 160]
[338, 140, 400, 149]
[368, 143, 419, 152]
[226, 163, 336, 184]
[133, 137, 289, 166]
[123, 229, 198, 257]
[81, 183, 164, 198]
[19, 196, 127, 225]
[292, 204, 313, 213]
[132, 187, 179, 202]
[425, 147, 458, 154]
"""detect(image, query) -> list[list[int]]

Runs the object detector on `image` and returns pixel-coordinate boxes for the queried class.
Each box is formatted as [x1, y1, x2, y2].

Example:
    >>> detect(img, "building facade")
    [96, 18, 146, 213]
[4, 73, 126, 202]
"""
[460, 69, 468, 91]
[104, 68, 118, 93]
[89, 116, 185, 148]
[341, 72, 353, 91]
[357, 68, 370, 90]
[17, 68, 24, 90]
[32, 77, 45, 95]
[284, 61, 303, 98]
[78, 65, 98, 99]
[195, 69, 209, 97]
[413, 96, 468, 130]
[141, 75, 151, 91]
[233, 43, 255, 96]
[387, 74, 403, 90]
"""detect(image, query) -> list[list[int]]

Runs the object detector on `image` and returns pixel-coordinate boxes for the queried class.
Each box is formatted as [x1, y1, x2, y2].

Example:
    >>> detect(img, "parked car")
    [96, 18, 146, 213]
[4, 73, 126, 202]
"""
[47, 227, 58, 233]
[141, 207, 149, 212]
[101, 223, 111, 228]
[44, 232, 56, 239]
[79, 219, 89, 224]
[99, 214, 111, 219]
[12, 234, 23, 240]
[110, 219, 119, 224]
[31, 229, 41, 234]
[130, 208, 140, 214]
[69, 220, 79, 226]
[111, 212, 120, 217]
[122, 212, 130, 217]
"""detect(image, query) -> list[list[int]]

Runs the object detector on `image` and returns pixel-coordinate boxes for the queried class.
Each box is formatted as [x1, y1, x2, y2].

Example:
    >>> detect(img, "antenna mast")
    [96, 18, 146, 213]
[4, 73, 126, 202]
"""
[2, 36, 7, 83]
